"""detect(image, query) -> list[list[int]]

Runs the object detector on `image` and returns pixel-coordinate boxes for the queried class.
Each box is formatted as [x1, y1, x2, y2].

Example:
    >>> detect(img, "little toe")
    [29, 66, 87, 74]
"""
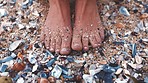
[44, 36, 50, 49]
[72, 34, 82, 51]
[82, 33, 89, 51]
[50, 37, 56, 52]
[60, 35, 71, 55]
[89, 34, 98, 48]
[55, 36, 61, 53]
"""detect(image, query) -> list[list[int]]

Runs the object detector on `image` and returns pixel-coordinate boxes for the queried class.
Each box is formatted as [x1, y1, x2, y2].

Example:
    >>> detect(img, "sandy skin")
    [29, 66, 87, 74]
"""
[40, 0, 104, 55]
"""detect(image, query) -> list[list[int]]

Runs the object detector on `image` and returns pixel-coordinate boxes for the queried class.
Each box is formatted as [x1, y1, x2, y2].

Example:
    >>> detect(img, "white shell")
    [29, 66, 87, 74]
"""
[0, 72, 9, 76]
[135, 55, 142, 64]
[83, 74, 94, 83]
[32, 63, 38, 72]
[123, 69, 130, 75]
[51, 65, 62, 78]
[115, 68, 123, 75]
[16, 77, 24, 83]
[0, 8, 8, 17]
[9, 40, 23, 51]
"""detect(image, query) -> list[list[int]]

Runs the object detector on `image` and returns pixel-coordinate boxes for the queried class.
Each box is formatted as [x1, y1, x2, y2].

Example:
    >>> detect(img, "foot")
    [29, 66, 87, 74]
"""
[72, 0, 104, 51]
[40, 0, 72, 55]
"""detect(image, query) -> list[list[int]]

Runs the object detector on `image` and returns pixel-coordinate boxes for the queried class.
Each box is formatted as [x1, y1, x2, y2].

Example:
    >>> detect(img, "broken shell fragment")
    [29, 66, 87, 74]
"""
[115, 23, 125, 28]
[140, 13, 148, 19]
[135, 55, 142, 64]
[12, 62, 26, 71]
[115, 68, 123, 75]
[0, 8, 8, 17]
[119, 6, 130, 16]
[123, 69, 130, 75]
[9, 40, 23, 51]
[51, 65, 62, 78]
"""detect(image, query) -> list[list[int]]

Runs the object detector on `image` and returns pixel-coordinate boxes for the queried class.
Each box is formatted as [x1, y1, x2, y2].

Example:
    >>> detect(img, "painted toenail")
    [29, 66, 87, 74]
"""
[50, 48, 54, 52]
[46, 47, 49, 49]
[94, 44, 98, 47]
[84, 47, 88, 51]
[61, 48, 69, 52]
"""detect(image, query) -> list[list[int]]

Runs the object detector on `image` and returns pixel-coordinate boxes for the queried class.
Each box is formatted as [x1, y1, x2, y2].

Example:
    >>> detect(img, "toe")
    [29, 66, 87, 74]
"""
[95, 32, 102, 46]
[89, 34, 98, 48]
[82, 33, 89, 51]
[50, 37, 56, 52]
[99, 26, 104, 41]
[60, 34, 71, 55]
[44, 35, 50, 49]
[55, 36, 61, 53]
[72, 33, 82, 51]
[40, 27, 45, 43]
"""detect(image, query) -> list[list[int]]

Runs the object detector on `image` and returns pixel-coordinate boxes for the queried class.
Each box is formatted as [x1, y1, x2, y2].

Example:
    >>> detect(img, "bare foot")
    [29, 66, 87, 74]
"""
[40, 0, 72, 55]
[72, 0, 104, 51]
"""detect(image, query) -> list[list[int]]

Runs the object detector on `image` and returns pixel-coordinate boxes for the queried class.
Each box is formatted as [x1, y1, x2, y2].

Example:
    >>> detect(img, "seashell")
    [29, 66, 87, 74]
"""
[83, 74, 93, 83]
[48, 76, 56, 83]
[128, 63, 143, 69]
[0, 77, 13, 83]
[46, 58, 55, 67]
[0, 72, 9, 76]
[115, 68, 123, 75]
[16, 77, 24, 83]
[123, 69, 130, 75]
[32, 63, 38, 72]
[140, 13, 148, 19]
[144, 49, 148, 55]
[28, 55, 37, 64]
[51, 65, 62, 78]
[18, 24, 25, 30]
[132, 43, 137, 58]
[9, 40, 23, 51]
[137, 21, 145, 31]
[119, 6, 130, 16]
[0, 9, 8, 17]
[98, 60, 107, 64]
[0, 64, 8, 72]
[135, 55, 142, 64]
[12, 62, 26, 71]
[115, 23, 125, 28]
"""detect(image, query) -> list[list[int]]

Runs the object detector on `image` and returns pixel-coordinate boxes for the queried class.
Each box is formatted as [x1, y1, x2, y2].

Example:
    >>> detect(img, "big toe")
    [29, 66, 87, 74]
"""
[72, 34, 82, 51]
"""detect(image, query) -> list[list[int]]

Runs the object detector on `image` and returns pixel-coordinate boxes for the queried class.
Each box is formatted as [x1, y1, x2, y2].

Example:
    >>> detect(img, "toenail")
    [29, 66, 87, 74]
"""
[50, 48, 54, 52]
[94, 44, 98, 47]
[61, 48, 70, 52]
[84, 47, 88, 51]
[56, 49, 60, 53]
[46, 47, 49, 49]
